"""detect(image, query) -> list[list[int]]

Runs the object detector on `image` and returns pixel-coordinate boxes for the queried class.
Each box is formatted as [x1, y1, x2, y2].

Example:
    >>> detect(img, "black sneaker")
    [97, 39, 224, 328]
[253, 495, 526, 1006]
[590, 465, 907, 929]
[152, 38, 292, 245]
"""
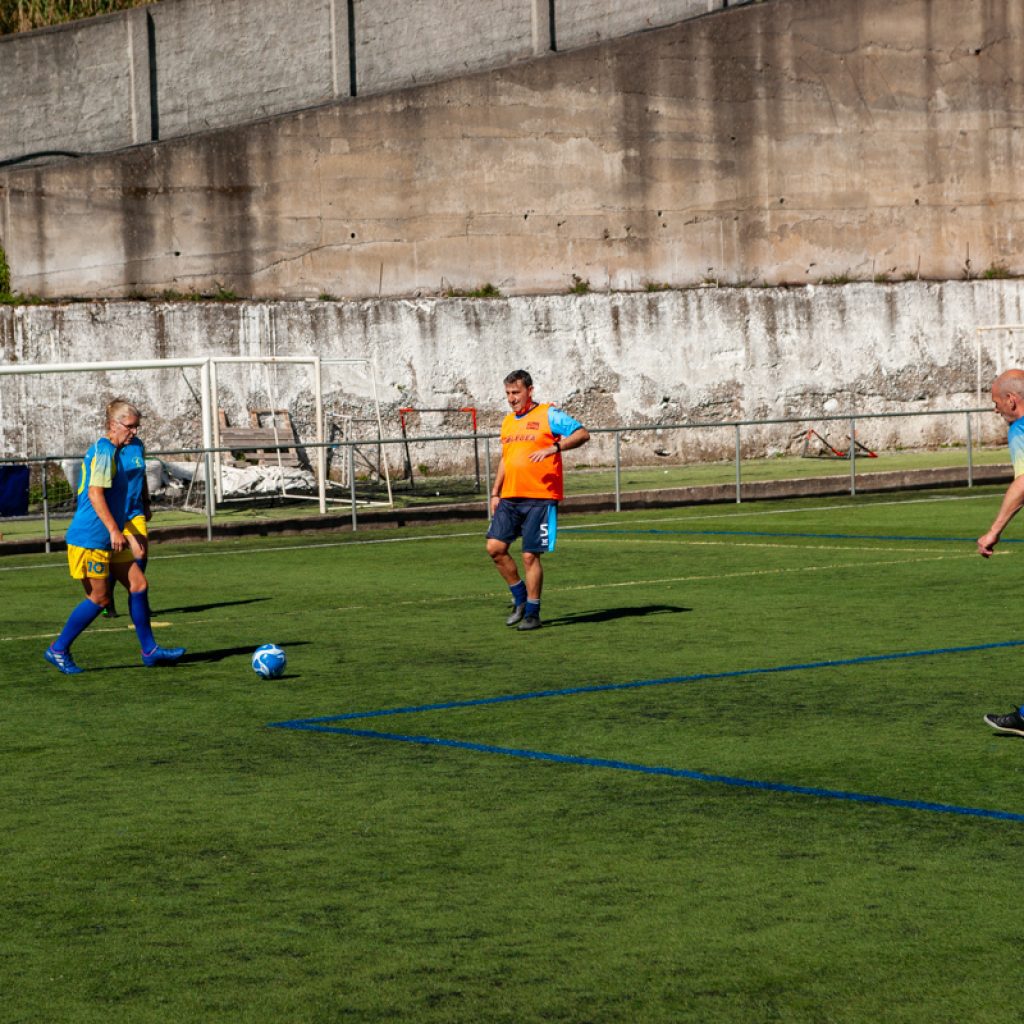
[506, 603, 526, 626]
[517, 615, 542, 632]
[102, 598, 118, 619]
[984, 709, 1024, 736]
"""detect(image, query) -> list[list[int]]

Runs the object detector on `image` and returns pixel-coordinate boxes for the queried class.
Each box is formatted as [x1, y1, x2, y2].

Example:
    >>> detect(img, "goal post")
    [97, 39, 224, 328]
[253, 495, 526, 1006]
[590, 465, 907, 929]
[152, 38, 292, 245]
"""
[0, 353, 392, 525]
[321, 358, 394, 508]
[0, 357, 217, 535]
[209, 355, 326, 513]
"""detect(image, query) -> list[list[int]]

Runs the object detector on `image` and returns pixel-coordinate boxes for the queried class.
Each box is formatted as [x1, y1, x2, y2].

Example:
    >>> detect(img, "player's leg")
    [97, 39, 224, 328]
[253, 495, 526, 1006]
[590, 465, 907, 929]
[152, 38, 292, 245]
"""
[519, 551, 544, 630]
[487, 500, 529, 624]
[107, 517, 148, 619]
[125, 518, 148, 572]
[522, 551, 544, 601]
[104, 524, 139, 618]
[516, 502, 555, 631]
[45, 547, 109, 674]
[114, 559, 185, 667]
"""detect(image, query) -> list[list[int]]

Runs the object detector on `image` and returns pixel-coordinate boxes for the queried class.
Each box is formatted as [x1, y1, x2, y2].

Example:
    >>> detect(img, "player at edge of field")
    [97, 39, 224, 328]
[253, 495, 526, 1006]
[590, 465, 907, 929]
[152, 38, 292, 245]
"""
[486, 369, 590, 631]
[44, 399, 186, 675]
[978, 369, 1024, 735]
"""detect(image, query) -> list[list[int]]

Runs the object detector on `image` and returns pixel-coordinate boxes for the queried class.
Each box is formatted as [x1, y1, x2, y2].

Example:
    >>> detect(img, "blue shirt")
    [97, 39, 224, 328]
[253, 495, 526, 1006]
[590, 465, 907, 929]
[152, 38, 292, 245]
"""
[1010, 417, 1024, 478]
[545, 408, 584, 438]
[113, 438, 147, 521]
[65, 438, 120, 550]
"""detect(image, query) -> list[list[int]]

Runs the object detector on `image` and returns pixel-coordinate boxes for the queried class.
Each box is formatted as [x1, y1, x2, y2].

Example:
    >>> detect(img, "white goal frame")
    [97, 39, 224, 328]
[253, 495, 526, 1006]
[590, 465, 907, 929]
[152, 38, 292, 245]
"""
[0, 352, 393, 524]
[209, 355, 326, 513]
[0, 357, 217, 530]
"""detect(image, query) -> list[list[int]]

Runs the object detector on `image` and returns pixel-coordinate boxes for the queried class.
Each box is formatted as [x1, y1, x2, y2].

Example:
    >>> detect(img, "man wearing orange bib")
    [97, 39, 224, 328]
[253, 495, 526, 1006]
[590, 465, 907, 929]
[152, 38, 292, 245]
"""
[487, 370, 590, 631]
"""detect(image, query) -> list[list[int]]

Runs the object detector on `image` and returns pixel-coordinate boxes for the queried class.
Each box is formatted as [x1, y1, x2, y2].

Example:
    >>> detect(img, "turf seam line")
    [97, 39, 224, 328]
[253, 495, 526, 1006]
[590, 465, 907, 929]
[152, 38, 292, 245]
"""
[2, 490, 1002, 570]
[266, 724, 1024, 824]
[574, 527, 1021, 544]
[269, 638, 1024, 726]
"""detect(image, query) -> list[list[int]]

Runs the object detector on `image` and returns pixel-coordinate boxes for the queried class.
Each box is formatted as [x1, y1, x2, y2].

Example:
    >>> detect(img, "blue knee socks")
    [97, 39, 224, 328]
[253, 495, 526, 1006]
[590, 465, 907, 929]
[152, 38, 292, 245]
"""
[53, 598, 104, 652]
[510, 580, 527, 605]
[129, 590, 156, 654]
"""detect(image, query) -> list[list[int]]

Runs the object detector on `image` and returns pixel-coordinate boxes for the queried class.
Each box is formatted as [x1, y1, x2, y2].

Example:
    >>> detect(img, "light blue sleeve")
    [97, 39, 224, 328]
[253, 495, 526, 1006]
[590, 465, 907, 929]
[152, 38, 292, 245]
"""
[548, 407, 584, 438]
[89, 441, 116, 489]
[1009, 419, 1024, 478]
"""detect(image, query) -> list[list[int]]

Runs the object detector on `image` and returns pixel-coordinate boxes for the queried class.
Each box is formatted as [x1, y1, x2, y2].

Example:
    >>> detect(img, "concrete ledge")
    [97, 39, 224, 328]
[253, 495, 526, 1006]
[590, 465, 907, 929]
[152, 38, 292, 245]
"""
[0, 464, 1008, 556]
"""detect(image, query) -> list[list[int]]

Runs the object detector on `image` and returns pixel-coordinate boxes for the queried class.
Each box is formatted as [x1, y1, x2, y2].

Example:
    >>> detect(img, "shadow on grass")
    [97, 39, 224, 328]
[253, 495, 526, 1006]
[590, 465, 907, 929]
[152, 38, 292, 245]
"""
[154, 597, 272, 615]
[174, 640, 312, 665]
[543, 604, 691, 627]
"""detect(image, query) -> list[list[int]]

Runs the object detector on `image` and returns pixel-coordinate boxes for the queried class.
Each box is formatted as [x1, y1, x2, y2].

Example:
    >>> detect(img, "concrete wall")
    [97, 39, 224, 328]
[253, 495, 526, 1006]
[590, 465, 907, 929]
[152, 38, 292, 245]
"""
[0, 281, 1018, 464]
[149, 0, 343, 139]
[354, 0, 542, 95]
[0, 0, 753, 166]
[2, 0, 1021, 300]
[556, 0, 719, 49]
[0, 12, 149, 162]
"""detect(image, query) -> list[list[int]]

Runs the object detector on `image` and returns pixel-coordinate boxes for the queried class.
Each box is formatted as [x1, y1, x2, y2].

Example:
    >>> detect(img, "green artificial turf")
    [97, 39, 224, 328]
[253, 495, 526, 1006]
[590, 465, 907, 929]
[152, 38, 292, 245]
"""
[5, 487, 1024, 1022]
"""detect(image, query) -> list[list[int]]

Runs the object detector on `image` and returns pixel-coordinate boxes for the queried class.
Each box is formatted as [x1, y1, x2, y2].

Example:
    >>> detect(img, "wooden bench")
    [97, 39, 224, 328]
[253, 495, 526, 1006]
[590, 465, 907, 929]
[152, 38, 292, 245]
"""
[218, 410, 306, 468]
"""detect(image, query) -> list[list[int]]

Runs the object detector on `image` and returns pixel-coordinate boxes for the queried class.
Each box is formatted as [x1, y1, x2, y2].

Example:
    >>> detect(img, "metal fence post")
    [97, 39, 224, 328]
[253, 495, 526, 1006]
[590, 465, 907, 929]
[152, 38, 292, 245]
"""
[614, 431, 622, 512]
[41, 460, 52, 554]
[349, 444, 358, 531]
[734, 425, 742, 503]
[203, 450, 214, 542]
[484, 437, 492, 519]
[849, 416, 857, 495]
[966, 411, 974, 488]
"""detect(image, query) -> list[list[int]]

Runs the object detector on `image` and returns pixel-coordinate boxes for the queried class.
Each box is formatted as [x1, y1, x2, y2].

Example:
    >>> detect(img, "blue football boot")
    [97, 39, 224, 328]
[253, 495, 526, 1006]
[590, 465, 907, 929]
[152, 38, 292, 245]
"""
[141, 645, 186, 667]
[44, 646, 84, 675]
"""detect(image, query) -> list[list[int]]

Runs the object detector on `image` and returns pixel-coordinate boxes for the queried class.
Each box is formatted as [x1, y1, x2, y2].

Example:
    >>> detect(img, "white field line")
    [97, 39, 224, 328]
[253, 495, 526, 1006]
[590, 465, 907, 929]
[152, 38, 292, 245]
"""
[569, 537, 962, 554]
[320, 549, 980, 613]
[4, 620, 177, 643]
[560, 490, 998, 531]
[1, 548, 982, 641]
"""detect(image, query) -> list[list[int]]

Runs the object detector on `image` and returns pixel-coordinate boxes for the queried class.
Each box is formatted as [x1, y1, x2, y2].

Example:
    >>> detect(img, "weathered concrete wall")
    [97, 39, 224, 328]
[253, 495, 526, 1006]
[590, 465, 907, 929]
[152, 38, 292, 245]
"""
[149, 0, 342, 139]
[0, 12, 148, 161]
[2, 0, 1021, 300]
[1, 282, 1018, 464]
[556, 0, 719, 48]
[0, 0, 752, 165]
[354, 0, 540, 95]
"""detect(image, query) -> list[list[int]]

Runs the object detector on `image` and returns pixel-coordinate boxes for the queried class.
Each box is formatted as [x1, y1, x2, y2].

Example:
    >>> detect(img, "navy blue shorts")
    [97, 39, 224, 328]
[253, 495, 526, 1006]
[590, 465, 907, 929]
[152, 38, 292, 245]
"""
[487, 498, 558, 553]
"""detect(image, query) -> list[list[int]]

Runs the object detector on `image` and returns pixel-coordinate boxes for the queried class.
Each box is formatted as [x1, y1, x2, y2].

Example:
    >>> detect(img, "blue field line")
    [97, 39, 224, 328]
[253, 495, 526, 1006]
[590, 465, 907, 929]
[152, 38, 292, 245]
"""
[266, 723, 1024, 824]
[573, 527, 1021, 543]
[269, 638, 1024, 728]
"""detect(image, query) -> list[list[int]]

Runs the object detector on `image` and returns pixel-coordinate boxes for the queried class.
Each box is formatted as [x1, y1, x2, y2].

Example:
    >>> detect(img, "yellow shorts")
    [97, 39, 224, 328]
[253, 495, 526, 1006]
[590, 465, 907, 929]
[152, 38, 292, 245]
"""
[111, 515, 148, 564]
[67, 544, 111, 580]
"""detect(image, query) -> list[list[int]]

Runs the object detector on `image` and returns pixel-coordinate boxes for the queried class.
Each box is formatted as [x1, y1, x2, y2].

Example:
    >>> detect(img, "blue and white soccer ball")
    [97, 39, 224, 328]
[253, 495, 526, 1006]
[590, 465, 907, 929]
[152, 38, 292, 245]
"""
[252, 643, 287, 679]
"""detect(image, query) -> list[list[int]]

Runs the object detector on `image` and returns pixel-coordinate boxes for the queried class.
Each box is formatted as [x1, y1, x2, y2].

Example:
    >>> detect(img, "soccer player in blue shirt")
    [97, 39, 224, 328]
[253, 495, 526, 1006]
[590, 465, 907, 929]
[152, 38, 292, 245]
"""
[102, 433, 151, 618]
[979, 370, 1024, 734]
[44, 400, 185, 675]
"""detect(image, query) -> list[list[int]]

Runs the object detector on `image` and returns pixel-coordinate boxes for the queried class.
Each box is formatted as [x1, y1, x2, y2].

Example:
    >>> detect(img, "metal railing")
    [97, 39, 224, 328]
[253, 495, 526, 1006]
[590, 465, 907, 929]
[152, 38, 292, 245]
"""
[0, 406, 1001, 546]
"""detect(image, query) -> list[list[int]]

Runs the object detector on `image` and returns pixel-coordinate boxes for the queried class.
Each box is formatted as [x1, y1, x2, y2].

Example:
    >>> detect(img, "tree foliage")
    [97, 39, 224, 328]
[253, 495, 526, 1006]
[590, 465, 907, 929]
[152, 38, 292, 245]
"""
[0, 1, 151, 36]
